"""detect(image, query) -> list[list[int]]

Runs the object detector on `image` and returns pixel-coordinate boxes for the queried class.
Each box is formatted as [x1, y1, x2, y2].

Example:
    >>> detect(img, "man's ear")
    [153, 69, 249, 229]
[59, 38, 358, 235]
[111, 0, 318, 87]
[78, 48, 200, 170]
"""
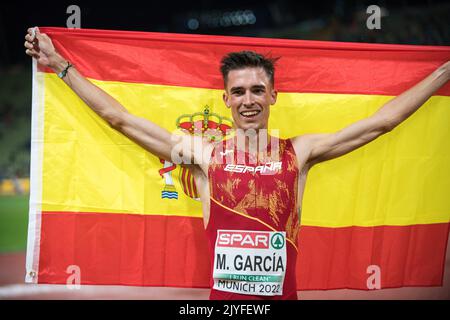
[270, 89, 278, 105]
[223, 92, 230, 108]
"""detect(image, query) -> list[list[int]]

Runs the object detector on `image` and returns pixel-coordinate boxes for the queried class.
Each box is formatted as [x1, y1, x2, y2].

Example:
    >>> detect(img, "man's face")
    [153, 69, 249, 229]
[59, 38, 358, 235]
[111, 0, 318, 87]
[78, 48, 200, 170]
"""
[223, 67, 277, 131]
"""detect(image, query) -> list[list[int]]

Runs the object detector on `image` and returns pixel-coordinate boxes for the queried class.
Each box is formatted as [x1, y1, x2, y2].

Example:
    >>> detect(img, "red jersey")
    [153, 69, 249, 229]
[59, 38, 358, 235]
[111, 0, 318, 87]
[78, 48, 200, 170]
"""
[206, 136, 300, 300]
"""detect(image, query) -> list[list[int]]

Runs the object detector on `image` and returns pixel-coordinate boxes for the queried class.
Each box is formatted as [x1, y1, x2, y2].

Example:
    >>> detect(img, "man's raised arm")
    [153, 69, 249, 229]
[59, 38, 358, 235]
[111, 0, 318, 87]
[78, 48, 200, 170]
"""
[24, 27, 200, 164]
[292, 61, 450, 166]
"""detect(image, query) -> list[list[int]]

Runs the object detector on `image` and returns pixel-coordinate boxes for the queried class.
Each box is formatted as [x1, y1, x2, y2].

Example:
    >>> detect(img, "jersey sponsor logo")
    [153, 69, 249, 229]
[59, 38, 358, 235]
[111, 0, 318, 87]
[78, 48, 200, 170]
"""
[217, 231, 269, 249]
[223, 161, 282, 174]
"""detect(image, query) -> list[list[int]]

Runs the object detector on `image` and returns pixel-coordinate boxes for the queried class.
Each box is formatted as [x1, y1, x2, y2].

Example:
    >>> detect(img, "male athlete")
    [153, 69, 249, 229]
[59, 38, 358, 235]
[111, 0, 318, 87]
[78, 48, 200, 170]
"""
[24, 27, 449, 300]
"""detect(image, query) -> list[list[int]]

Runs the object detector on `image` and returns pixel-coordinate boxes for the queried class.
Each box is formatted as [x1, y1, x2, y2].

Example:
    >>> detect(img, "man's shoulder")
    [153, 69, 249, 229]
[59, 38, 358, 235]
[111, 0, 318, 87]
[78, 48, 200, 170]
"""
[288, 134, 318, 167]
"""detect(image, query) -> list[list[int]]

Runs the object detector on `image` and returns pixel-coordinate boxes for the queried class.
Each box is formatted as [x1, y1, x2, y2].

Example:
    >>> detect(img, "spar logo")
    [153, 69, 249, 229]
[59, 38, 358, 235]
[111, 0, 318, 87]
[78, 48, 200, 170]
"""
[271, 233, 285, 249]
[217, 230, 270, 249]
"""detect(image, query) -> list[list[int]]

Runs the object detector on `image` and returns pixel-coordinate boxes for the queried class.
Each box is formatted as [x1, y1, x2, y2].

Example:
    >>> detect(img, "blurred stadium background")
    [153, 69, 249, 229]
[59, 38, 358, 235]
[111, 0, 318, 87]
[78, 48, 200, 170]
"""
[0, 0, 449, 299]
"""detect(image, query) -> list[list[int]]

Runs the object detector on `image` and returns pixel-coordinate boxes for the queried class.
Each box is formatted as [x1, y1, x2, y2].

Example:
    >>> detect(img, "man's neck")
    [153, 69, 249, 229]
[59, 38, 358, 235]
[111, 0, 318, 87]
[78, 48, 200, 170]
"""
[234, 128, 271, 154]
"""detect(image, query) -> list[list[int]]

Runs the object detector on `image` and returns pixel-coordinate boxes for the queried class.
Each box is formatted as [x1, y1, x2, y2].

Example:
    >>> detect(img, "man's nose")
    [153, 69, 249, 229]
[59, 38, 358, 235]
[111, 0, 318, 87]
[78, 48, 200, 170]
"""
[242, 91, 254, 107]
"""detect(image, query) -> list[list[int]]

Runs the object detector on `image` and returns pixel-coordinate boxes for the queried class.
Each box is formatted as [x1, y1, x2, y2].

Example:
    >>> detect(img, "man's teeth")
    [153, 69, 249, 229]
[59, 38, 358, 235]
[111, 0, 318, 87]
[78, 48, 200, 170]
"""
[241, 111, 260, 117]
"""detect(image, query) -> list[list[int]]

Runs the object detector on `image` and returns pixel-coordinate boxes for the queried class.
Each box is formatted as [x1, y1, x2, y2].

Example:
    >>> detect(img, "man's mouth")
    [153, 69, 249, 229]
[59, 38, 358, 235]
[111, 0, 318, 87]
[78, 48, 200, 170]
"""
[239, 110, 261, 118]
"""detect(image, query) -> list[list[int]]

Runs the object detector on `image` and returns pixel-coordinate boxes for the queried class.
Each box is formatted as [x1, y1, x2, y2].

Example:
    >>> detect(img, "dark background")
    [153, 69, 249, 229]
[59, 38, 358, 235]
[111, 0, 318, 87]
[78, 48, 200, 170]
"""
[1, 0, 450, 66]
[0, 0, 449, 179]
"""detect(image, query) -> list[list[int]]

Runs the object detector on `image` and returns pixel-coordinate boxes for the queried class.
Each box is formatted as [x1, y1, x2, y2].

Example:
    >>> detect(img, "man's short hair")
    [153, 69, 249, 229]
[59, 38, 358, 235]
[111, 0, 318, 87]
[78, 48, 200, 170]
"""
[220, 51, 279, 87]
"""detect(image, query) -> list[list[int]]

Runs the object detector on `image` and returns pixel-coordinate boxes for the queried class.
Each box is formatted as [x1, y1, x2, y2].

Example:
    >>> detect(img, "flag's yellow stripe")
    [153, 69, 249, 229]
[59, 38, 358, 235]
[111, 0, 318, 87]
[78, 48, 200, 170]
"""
[41, 73, 450, 227]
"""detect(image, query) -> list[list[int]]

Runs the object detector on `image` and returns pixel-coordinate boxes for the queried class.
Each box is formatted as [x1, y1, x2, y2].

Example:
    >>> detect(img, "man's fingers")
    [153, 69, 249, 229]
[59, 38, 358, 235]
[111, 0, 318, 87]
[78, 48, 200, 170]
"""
[25, 27, 43, 42]
[26, 27, 38, 41]
[34, 27, 44, 41]
[25, 49, 39, 59]
[32, 27, 38, 38]
[24, 41, 34, 50]
[25, 27, 42, 59]
[27, 27, 37, 34]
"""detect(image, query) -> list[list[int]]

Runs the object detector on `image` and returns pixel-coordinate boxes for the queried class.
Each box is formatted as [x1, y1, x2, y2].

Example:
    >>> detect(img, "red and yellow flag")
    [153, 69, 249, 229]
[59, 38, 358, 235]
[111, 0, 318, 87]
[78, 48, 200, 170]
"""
[26, 27, 450, 290]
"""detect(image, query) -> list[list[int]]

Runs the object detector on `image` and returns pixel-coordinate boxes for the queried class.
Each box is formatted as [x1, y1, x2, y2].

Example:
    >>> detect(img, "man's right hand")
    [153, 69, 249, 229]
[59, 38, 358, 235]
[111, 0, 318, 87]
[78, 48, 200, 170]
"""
[24, 27, 58, 68]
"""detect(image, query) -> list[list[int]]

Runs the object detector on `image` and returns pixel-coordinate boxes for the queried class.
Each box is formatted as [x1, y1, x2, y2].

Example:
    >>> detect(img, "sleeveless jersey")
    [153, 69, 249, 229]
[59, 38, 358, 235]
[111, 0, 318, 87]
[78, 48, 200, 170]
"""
[206, 136, 300, 300]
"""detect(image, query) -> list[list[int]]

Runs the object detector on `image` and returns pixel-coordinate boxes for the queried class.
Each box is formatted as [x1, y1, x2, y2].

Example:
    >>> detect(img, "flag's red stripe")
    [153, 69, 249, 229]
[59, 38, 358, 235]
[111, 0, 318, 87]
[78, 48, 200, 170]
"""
[297, 223, 449, 290]
[180, 167, 189, 197]
[186, 170, 193, 198]
[38, 27, 450, 96]
[191, 176, 199, 198]
[38, 212, 211, 287]
[37, 211, 448, 289]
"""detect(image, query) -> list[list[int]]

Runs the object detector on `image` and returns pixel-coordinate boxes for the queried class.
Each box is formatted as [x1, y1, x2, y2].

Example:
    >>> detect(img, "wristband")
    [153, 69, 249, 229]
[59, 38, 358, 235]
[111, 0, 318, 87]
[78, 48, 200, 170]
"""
[58, 61, 73, 79]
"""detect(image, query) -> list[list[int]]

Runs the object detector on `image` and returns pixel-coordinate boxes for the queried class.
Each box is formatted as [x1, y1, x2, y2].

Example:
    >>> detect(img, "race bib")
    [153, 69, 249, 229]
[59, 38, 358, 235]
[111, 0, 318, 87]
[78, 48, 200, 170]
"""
[213, 230, 287, 296]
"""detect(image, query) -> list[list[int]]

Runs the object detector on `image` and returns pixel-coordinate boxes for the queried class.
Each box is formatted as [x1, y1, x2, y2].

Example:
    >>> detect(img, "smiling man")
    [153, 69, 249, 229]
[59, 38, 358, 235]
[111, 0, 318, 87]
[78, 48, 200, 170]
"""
[24, 27, 449, 300]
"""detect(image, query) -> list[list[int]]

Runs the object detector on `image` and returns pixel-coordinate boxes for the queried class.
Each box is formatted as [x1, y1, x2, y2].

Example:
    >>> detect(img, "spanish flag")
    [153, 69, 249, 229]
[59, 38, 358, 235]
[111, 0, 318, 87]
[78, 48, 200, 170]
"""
[26, 27, 450, 290]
